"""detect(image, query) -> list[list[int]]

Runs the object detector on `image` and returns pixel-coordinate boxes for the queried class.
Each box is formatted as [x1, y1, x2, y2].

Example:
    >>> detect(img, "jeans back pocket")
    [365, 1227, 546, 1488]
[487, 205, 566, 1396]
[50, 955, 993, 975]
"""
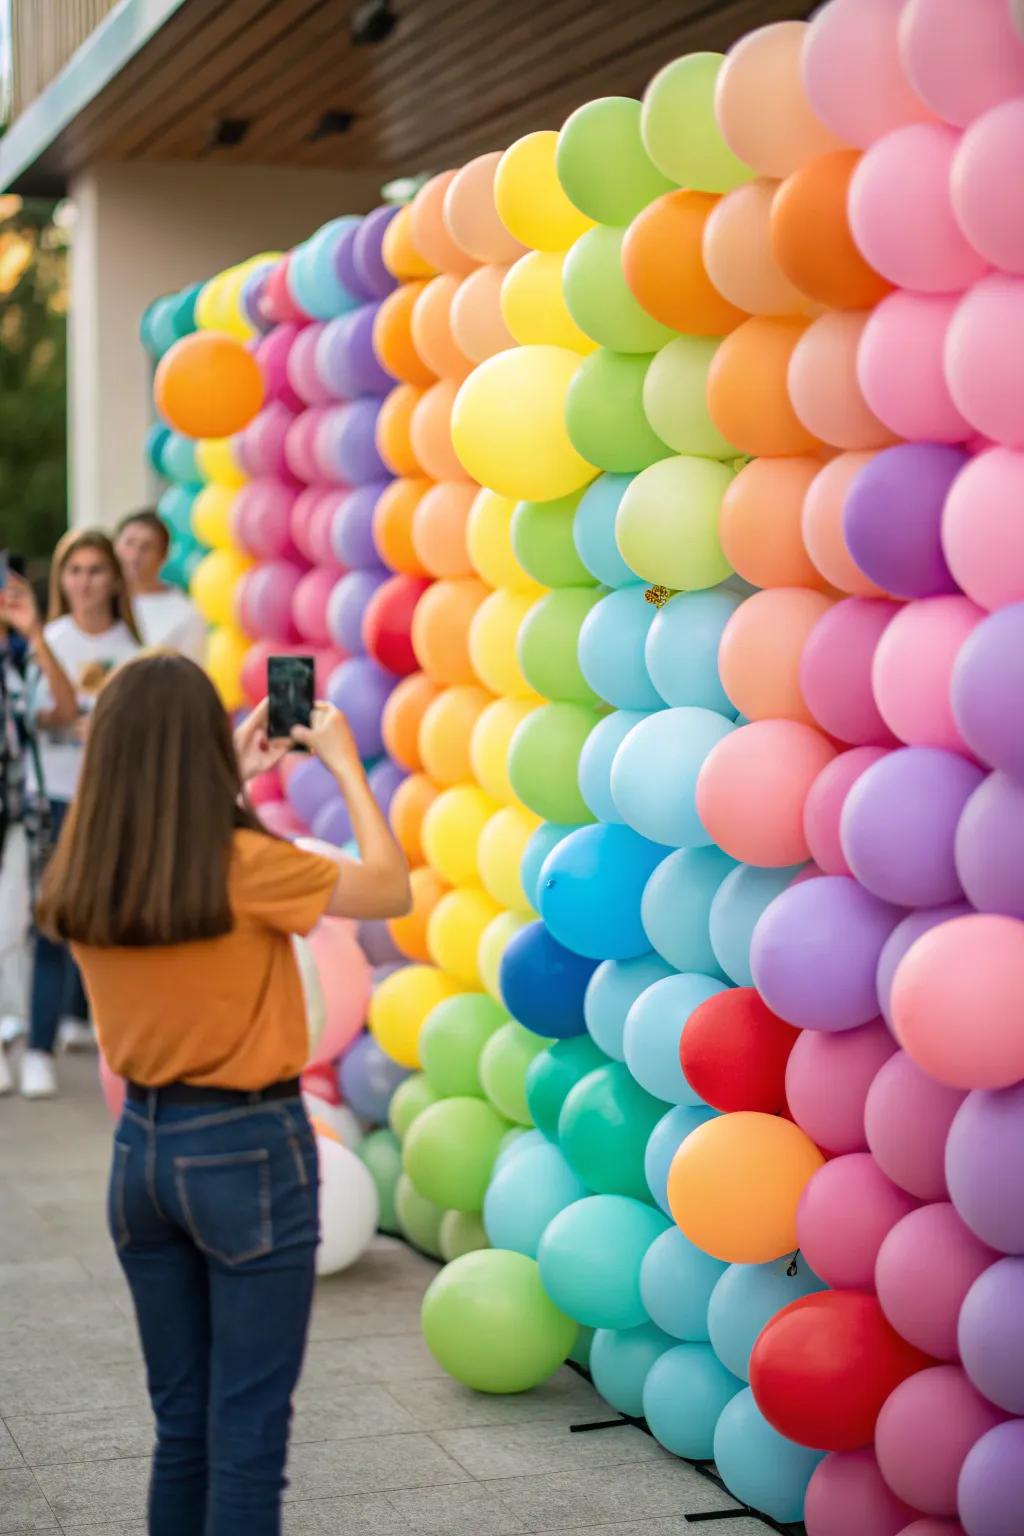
[173, 1148, 272, 1266]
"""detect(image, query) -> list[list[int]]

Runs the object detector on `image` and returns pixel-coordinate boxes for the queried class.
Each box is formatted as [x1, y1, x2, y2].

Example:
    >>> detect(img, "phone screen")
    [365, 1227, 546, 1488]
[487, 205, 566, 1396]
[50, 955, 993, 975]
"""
[0, 551, 7, 592]
[267, 654, 315, 741]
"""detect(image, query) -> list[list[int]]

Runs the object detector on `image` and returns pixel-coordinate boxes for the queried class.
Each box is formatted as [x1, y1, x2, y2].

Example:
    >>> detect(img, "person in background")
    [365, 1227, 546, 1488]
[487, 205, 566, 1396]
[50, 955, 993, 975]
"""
[19, 529, 141, 1100]
[38, 655, 410, 1535]
[115, 509, 206, 662]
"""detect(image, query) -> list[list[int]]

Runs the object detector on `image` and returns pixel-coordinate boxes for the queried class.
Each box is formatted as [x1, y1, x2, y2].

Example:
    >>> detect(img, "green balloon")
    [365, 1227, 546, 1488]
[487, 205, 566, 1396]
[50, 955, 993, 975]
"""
[525, 1036, 608, 1141]
[556, 96, 675, 226]
[419, 993, 508, 1099]
[511, 491, 592, 587]
[558, 1062, 666, 1202]
[563, 226, 675, 354]
[439, 1209, 490, 1262]
[566, 350, 671, 474]
[508, 702, 602, 824]
[389, 1073, 440, 1142]
[517, 588, 603, 705]
[358, 1128, 402, 1234]
[404, 1097, 509, 1213]
[570, 1324, 595, 1369]
[641, 53, 754, 194]
[643, 336, 739, 460]
[479, 1021, 553, 1126]
[395, 1173, 444, 1258]
[162, 432, 201, 484]
[421, 1250, 576, 1393]
[616, 455, 734, 591]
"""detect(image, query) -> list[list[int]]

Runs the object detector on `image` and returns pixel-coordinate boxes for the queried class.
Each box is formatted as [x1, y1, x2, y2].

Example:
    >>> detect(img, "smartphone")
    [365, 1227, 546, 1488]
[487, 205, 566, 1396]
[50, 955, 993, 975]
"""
[0, 553, 26, 590]
[267, 654, 315, 742]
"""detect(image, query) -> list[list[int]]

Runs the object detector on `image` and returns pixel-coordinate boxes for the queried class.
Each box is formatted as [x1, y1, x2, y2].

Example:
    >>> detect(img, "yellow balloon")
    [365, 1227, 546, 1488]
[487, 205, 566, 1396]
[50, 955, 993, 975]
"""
[421, 784, 498, 888]
[466, 489, 542, 593]
[191, 483, 237, 550]
[368, 964, 462, 1069]
[478, 910, 530, 1003]
[500, 251, 597, 354]
[205, 625, 248, 711]
[190, 547, 252, 628]
[477, 805, 539, 913]
[193, 275, 224, 330]
[494, 131, 595, 252]
[468, 589, 539, 699]
[451, 345, 597, 503]
[426, 888, 503, 987]
[196, 437, 248, 488]
[470, 697, 539, 805]
[218, 267, 256, 340]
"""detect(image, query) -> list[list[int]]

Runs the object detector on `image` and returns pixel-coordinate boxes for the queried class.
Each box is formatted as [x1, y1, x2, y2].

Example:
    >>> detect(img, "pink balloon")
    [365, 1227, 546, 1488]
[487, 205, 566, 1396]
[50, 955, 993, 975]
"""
[257, 799, 305, 838]
[231, 479, 300, 560]
[875, 1366, 1008, 1515]
[804, 747, 892, 875]
[304, 918, 372, 1069]
[98, 1054, 125, 1120]
[801, 598, 902, 746]
[859, 291, 972, 442]
[286, 322, 333, 407]
[805, 1448, 915, 1536]
[313, 647, 346, 697]
[254, 324, 305, 413]
[945, 273, 1024, 448]
[941, 447, 1024, 610]
[292, 567, 336, 646]
[802, 0, 934, 148]
[301, 1062, 342, 1105]
[876, 903, 974, 1032]
[871, 594, 984, 752]
[290, 487, 329, 562]
[788, 310, 898, 450]
[797, 1152, 919, 1289]
[952, 98, 1024, 275]
[786, 1019, 898, 1153]
[239, 401, 299, 483]
[695, 719, 837, 868]
[802, 453, 891, 597]
[242, 559, 304, 643]
[876, 1203, 996, 1360]
[865, 1049, 966, 1200]
[897, 1522, 965, 1536]
[306, 488, 346, 569]
[247, 766, 282, 807]
[285, 408, 330, 486]
[899, 0, 1024, 128]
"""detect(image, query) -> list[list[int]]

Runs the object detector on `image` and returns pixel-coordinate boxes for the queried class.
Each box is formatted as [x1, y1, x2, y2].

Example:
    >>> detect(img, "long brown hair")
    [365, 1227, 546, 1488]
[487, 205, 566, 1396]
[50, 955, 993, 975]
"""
[48, 529, 142, 642]
[38, 653, 265, 947]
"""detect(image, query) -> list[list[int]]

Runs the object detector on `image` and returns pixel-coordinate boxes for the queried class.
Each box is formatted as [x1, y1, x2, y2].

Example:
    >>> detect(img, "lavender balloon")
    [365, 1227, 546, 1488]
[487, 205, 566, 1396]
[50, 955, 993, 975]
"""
[326, 657, 394, 759]
[333, 220, 375, 302]
[352, 205, 399, 300]
[368, 756, 405, 817]
[286, 757, 341, 828]
[337, 1031, 409, 1121]
[958, 1420, 1024, 1536]
[327, 569, 388, 655]
[241, 263, 275, 334]
[311, 795, 353, 848]
[959, 1258, 1024, 1416]
[955, 771, 1024, 919]
[947, 1081, 1024, 1253]
[315, 400, 387, 486]
[331, 483, 387, 570]
[843, 442, 965, 598]
[316, 306, 393, 400]
[358, 917, 403, 966]
[951, 603, 1024, 779]
[875, 903, 973, 1031]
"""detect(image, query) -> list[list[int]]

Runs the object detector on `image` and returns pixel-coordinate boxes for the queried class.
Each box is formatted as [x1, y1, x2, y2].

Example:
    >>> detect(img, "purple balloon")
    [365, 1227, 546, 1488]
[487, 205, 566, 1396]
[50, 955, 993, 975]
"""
[333, 222, 375, 302]
[750, 874, 902, 1032]
[337, 1030, 409, 1121]
[843, 442, 965, 599]
[352, 205, 399, 300]
[358, 917, 403, 966]
[316, 306, 393, 400]
[241, 264, 275, 334]
[326, 569, 388, 655]
[951, 603, 1024, 779]
[331, 483, 387, 570]
[959, 1257, 1024, 1415]
[958, 1420, 1024, 1536]
[286, 757, 340, 828]
[315, 399, 387, 486]
[840, 747, 984, 908]
[311, 795, 353, 847]
[368, 756, 406, 817]
[326, 656, 394, 759]
[947, 1081, 1024, 1253]
[875, 902, 973, 1032]
[955, 771, 1024, 919]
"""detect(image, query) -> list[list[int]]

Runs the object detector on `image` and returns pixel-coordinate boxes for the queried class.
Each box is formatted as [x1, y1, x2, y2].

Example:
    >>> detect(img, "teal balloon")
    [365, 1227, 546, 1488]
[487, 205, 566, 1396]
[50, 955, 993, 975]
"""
[288, 216, 361, 320]
[520, 822, 581, 911]
[644, 1344, 743, 1460]
[707, 1258, 826, 1383]
[145, 423, 172, 476]
[157, 483, 202, 542]
[640, 845, 737, 976]
[563, 226, 675, 352]
[517, 587, 603, 704]
[708, 862, 805, 988]
[524, 1035, 607, 1142]
[570, 1325, 595, 1369]
[169, 281, 202, 341]
[645, 590, 743, 714]
[161, 432, 200, 484]
[590, 1322, 676, 1418]
[584, 952, 675, 1062]
[558, 1061, 666, 1200]
[623, 971, 727, 1105]
[147, 296, 180, 358]
[713, 1388, 825, 1524]
[644, 1104, 718, 1217]
[573, 473, 637, 588]
[578, 584, 664, 710]
[566, 350, 671, 475]
[578, 710, 650, 824]
[610, 706, 736, 849]
[640, 1227, 727, 1341]
[538, 1193, 670, 1329]
[511, 491, 591, 587]
[483, 1140, 588, 1258]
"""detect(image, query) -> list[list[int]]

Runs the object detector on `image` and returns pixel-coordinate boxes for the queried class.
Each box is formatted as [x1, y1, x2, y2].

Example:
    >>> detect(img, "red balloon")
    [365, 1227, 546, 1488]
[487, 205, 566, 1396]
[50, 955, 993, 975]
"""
[750, 1291, 931, 1452]
[362, 574, 431, 677]
[680, 988, 800, 1113]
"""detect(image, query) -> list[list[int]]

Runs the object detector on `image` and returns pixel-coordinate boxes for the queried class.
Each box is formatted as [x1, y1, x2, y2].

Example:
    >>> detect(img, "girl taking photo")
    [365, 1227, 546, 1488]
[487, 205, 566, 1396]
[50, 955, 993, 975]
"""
[38, 652, 411, 1536]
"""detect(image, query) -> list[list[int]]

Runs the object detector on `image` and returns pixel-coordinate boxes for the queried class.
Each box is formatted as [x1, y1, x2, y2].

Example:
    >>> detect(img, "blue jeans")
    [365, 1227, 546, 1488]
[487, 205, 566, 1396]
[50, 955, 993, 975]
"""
[110, 1092, 319, 1536]
[29, 798, 90, 1053]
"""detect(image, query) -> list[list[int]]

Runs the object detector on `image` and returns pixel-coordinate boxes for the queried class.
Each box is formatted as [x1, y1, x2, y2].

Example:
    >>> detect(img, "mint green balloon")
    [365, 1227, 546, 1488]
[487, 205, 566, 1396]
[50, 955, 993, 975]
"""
[556, 96, 675, 225]
[479, 1021, 553, 1125]
[566, 349, 671, 474]
[388, 1073, 440, 1142]
[558, 1062, 666, 1202]
[404, 1097, 509, 1213]
[512, 491, 592, 587]
[439, 1209, 490, 1262]
[616, 455, 735, 590]
[643, 336, 740, 460]
[563, 226, 676, 353]
[641, 53, 754, 194]
[358, 1128, 402, 1234]
[509, 702, 602, 824]
[395, 1173, 444, 1258]
[525, 1035, 608, 1142]
[517, 587, 603, 704]
[419, 993, 508, 1099]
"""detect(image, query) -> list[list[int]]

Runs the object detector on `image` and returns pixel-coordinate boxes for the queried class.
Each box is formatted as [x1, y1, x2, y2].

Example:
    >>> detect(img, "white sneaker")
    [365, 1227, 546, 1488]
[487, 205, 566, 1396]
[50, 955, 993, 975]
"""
[19, 1050, 57, 1099]
[58, 1018, 96, 1052]
[0, 1015, 27, 1046]
[0, 1051, 12, 1096]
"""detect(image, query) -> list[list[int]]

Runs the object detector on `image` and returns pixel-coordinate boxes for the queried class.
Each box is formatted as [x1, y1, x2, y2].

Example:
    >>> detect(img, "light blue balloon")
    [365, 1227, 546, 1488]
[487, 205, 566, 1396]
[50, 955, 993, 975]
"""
[288, 216, 361, 321]
[590, 1323, 676, 1418]
[707, 1258, 826, 1383]
[483, 1141, 588, 1259]
[623, 972, 728, 1105]
[578, 710, 649, 823]
[714, 1388, 824, 1524]
[492, 1126, 544, 1177]
[584, 952, 676, 1061]
[645, 590, 743, 714]
[644, 1104, 718, 1216]
[161, 432, 200, 484]
[538, 823, 666, 962]
[573, 473, 637, 587]
[640, 846, 737, 976]
[520, 822, 580, 911]
[611, 707, 735, 849]
[537, 1194, 669, 1330]
[578, 586, 665, 711]
[640, 1227, 727, 1341]
[644, 1344, 743, 1460]
[708, 863, 805, 987]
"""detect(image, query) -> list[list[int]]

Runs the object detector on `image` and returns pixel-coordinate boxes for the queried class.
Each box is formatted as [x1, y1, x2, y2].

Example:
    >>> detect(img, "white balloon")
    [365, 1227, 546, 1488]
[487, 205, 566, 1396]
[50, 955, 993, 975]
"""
[303, 1092, 365, 1151]
[315, 1135, 378, 1276]
[292, 934, 326, 1058]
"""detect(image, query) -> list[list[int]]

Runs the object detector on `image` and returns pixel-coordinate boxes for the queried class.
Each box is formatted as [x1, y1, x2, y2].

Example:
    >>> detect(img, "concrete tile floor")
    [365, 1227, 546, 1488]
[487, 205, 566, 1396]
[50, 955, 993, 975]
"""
[0, 1054, 773, 1536]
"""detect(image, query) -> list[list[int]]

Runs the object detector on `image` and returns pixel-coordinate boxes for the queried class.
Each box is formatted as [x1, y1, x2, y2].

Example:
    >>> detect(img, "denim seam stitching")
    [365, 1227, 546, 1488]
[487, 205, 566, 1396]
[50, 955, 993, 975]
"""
[268, 1102, 309, 1189]
[111, 1141, 131, 1252]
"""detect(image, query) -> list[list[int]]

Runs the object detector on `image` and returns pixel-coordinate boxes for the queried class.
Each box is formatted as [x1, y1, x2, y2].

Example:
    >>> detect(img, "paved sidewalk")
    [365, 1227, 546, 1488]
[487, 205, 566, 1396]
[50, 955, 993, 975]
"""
[0, 1054, 768, 1536]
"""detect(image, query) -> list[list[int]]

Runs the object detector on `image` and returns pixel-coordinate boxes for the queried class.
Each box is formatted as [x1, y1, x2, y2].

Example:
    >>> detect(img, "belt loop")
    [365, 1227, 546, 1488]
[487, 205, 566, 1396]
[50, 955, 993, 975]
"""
[247, 1090, 261, 1106]
[147, 1088, 158, 1122]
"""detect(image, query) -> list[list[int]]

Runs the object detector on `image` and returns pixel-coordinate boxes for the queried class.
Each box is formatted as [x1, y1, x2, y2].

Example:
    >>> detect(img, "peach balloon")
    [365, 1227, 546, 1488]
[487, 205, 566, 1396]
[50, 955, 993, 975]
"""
[376, 383, 424, 476]
[372, 477, 431, 576]
[788, 310, 899, 451]
[702, 179, 812, 316]
[707, 315, 823, 457]
[719, 456, 828, 590]
[411, 274, 474, 382]
[381, 672, 441, 772]
[718, 587, 834, 724]
[443, 152, 528, 265]
[714, 21, 846, 179]
[621, 190, 746, 336]
[389, 865, 449, 963]
[410, 380, 471, 483]
[389, 771, 439, 865]
[419, 684, 493, 787]
[373, 284, 436, 388]
[802, 453, 889, 597]
[771, 151, 893, 309]
[412, 481, 476, 579]
[696, 718, 837, 867]
[409, 171, 477, 277]
[411, 576, 489, 686]
[381, 204, 435, 280]
[449, 265, 515, 363]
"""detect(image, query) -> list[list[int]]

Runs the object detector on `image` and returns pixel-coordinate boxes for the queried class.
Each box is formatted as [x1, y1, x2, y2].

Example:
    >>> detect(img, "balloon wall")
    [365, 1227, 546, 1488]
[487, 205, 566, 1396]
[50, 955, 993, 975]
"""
[141, 2, 1024, 1528]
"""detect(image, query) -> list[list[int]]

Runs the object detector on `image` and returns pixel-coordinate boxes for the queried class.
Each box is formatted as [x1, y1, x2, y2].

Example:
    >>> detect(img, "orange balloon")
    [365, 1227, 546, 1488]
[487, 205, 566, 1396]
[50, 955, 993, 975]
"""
[621, 191, 746, 336]
[376, 384, 425, 476]
[411, 577, 489, 686]
[802, 452, 889, 597]
[450, 265, 516, 363]
[382, 204, 435, 281]
[389, 772, 439, 865]
[702, 179, 813, 317]
[410, 380, 470, 483]
[718, 586, 834, 724]
[411, 275, 474, 382]
[388, 865, 449, 962]
[373, 284, 436, 388]
[372, 478, 431, 576]
[154, 332, 264, 439]
[412, 481, 476, 578]
[381, 671, 441, 772]
[771, 150, 893, 310]
[719, 456, 828, 591]
[418, 684, 493, 787]
[443, 152, 528, 265]
[788, 310, 899, 451]
[707, 315, 823, 457]
[410, 172, 477, 278]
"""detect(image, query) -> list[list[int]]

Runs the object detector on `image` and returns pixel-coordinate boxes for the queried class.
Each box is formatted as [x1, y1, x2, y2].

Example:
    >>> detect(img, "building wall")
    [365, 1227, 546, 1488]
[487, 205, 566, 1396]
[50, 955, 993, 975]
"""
[9, 0, 122, 117]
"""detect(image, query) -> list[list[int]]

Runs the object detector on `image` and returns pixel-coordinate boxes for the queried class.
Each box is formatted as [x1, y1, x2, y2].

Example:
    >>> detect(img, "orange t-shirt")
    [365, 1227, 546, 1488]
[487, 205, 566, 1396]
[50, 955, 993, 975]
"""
[73, 830, 339, 1090]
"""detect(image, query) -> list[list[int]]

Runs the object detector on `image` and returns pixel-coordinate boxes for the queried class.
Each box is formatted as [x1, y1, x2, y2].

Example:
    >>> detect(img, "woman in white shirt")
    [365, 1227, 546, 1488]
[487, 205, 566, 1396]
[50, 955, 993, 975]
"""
[115, 510, 207, 663]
